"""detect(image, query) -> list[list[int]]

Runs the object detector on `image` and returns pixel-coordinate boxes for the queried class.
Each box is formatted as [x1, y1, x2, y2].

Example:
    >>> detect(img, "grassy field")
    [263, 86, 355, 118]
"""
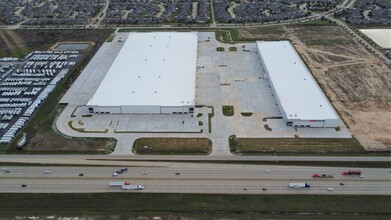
[106, 32, 116, 42]
[0, 193, 389, 219]
[229, 137, 368, 155]
[0, 29, 115, 154]
[133, 138, 212, 155]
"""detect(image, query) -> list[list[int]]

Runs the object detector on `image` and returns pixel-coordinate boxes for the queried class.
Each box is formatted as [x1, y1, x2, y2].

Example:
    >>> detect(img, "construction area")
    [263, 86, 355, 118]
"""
[234, 25, 391, 150]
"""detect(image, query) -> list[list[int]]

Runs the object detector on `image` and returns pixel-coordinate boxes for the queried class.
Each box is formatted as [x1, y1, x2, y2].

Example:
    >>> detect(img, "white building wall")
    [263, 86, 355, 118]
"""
[161, 106, 186, 114]
[121, 105, 161, 114]
[257, 42, 339, 127]
[92, 106, 121, 114]
[324, 119, 340, 128]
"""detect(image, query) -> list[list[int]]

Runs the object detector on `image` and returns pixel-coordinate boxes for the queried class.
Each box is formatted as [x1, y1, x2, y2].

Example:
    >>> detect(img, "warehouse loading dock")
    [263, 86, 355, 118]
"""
[87, 32, 197, 114]
[256, 41, 340, 128]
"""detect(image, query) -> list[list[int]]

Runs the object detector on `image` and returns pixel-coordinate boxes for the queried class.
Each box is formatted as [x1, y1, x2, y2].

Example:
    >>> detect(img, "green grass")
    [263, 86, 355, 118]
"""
[208, 106, 214, 133]
[133, 138, 212, 155]
[299, 18, 333, 25]
[222, 105, 234, 116]
[68, 121, 108, 133]
[241, 112, 253, 117]
[230, 137, 367, 155]
[0, 46, 32, 59]
[106, 33, 116, 42]
[0, 194, 389, 218]
[216, 47, 225, 51]
[229, 47, 237, 51]
[215, 29, 233, 43]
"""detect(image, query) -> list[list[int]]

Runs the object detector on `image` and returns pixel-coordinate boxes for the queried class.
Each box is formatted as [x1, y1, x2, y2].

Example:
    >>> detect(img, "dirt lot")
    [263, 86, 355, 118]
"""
[0, 29, 110, 58]
[235, 25, 391, 151]
[0, 29, 114, 154]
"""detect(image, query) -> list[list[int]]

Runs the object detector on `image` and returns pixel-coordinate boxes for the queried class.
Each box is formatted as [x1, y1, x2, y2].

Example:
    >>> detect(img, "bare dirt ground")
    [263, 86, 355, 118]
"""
[236, 25, 391, 150]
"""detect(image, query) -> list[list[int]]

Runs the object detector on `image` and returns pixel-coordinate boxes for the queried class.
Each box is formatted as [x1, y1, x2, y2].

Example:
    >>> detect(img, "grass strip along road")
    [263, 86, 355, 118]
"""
[0, 193, 389, 219]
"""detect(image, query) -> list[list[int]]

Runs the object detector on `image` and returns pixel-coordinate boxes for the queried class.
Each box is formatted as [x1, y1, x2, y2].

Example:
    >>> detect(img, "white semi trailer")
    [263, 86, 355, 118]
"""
[122, 184, 144, 190]
[109, 181, 144, 190]
[288, 183, 311, 188]
[109, 181, 127, 187]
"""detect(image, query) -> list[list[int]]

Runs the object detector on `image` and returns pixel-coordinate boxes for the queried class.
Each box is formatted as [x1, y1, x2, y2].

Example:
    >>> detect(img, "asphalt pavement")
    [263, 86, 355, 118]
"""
[1, 165, 390, 194]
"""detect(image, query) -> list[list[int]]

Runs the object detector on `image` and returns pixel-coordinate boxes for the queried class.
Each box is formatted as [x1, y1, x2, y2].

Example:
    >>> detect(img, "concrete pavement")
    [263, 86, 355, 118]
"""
[1, 165, 390, 194]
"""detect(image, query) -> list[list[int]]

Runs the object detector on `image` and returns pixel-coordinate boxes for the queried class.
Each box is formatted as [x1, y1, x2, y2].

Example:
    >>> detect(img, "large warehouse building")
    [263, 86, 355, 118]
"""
[256, 41, 339, 128]
[87, 32, 197, 114]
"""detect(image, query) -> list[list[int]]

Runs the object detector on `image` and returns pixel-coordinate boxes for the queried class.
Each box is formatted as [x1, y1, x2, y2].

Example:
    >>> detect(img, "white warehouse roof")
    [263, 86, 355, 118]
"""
[257, 41, 338, 121]
[88, 32, 197, 107]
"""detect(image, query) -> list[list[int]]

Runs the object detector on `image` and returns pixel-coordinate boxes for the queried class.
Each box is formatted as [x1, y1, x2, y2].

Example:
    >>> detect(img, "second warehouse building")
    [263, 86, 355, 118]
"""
[257, 41, 339, 128]
[87, 32, 197, 114]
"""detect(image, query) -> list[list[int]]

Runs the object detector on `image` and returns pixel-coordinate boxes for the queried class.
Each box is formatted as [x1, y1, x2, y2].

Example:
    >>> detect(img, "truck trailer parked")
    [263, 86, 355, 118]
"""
[288, 183, 311, 188]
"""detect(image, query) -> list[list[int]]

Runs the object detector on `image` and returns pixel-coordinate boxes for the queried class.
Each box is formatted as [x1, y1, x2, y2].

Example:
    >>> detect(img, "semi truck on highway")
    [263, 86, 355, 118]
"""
[122, 184, 144, 190]
[288, 183, 311, 188]
[109, 181, 130, 187]
[342, 170, 362, 175]
[109, 181, 144, 190]
[312, 173, 333, 178]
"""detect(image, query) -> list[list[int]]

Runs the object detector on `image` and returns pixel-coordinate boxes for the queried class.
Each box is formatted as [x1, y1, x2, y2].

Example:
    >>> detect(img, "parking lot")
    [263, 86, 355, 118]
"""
[0, 51, 80, 144]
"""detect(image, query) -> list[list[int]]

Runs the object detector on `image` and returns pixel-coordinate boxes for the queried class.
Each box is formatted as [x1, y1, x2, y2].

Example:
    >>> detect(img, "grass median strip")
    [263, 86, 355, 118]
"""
[0, 194, 389, 218]
[133, 138, 212, 155]
[230, 136, 365, 155]
[68, 121, 108, 133]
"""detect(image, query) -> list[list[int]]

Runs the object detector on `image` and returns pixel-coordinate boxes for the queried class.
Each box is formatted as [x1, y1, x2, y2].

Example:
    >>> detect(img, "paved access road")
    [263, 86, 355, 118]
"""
[1, 164, 390, 194]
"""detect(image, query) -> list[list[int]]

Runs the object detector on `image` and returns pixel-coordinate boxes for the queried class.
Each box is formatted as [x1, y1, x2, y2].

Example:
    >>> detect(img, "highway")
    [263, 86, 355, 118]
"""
[1, 164, 390, 194]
